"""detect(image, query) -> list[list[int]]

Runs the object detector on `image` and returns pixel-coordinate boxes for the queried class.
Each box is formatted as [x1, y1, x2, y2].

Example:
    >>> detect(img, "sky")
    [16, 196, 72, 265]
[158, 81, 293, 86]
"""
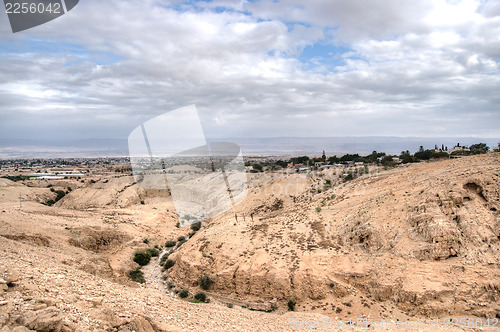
[0, 0, 499, 141]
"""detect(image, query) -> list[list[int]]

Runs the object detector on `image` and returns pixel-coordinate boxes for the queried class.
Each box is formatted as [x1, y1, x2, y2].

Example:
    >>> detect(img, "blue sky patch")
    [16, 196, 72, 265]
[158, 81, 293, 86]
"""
[0, 39, 123, 66]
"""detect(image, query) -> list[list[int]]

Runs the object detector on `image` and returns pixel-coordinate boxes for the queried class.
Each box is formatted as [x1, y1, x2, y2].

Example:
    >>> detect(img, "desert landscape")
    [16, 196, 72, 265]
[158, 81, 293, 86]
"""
[0, 152, 499, 331]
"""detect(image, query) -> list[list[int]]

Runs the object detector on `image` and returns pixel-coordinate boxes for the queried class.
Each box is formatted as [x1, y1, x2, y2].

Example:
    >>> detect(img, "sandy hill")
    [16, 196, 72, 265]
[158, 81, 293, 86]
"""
[0, 153, 499, 331]
[168, 153, 500, 318]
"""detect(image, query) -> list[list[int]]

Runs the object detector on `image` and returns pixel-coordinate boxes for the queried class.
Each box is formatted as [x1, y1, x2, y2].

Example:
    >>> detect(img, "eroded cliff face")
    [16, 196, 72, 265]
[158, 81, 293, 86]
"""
[168, 153, 500, 317]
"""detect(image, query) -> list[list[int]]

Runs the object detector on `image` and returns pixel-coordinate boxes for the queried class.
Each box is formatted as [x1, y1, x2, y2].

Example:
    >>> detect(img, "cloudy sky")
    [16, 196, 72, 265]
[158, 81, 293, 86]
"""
[0, 0, 499, 142]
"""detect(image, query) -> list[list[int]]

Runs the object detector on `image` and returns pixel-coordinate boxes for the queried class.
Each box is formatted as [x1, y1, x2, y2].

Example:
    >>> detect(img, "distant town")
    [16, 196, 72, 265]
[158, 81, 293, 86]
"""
[1, 142, 498, 180]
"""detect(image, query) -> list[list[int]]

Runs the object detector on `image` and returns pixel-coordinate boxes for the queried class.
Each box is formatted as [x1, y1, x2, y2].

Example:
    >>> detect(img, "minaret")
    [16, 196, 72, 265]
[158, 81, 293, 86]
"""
[322, 150, 326, 162]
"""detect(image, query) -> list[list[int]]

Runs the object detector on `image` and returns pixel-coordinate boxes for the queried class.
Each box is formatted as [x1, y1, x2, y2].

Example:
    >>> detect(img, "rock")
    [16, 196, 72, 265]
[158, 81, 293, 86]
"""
[12, 327, 31, 332]
[119, 316, 155, 332]
[87, 296, 104, 307]
[32, 304, 47, 311]
[4, 270, 20, 285]
[16, 306, 64, 331]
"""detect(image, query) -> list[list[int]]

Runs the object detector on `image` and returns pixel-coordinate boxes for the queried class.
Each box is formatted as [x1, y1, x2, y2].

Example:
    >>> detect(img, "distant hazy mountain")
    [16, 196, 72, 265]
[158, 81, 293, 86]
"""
[0, 137, 498, 159]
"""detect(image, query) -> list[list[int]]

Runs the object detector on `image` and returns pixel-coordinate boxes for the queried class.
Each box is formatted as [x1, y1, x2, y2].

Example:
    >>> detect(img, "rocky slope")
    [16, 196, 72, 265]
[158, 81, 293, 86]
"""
[168, 153, 500, 318]
[1, 153, 499, 331]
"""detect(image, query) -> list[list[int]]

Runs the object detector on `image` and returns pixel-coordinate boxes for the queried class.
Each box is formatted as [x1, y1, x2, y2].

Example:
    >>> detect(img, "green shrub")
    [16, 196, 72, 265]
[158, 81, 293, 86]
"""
[140, 200, 145, 205]
[165, 240, 176, 247]
[44, 200, 56, 206]
[48, 190, 65, 204]
[189, 298, 204, 304]
[128, 267, 145, 283]
[179, 289, 189, 298]
[199, 275, 212, 290]
[226, 303, 234, 308]
[315, 207, 321, 213]
[164, 259, 175, 270]
[194, 292, 207, 302]
[134, 251, 152, 266]
[288, 300, 296, 311]
[177, 235, 186, 242]
[159, 254, 169, 266]
[143, 238, 149, 244]
[190, 222, 201, 232]
[147, 248, 160, 257]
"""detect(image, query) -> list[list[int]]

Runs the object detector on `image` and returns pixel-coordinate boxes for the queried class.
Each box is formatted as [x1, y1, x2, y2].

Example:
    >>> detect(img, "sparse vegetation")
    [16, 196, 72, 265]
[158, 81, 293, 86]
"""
[179, 289, 189, 298]
[159, 254, 169, 266]
[315, 207, 321, 213]
[288, 300, 296, 311]
[143, 238, 149, 244]
[134, 251, 152, 266]
[165, 240, 176, 247]
[190, 222, 201, 232]
[177, 235, 186, 242]
[147, 247, 160, 257]
[164, 259, 175, 270]
[199, 275, 212, 290]
[128, 267, 145, 283]
[344, 172, 354, 181]
[1, 175, 28, 182]
[194, 292, 207, 303]
[43, 189, 66, 206]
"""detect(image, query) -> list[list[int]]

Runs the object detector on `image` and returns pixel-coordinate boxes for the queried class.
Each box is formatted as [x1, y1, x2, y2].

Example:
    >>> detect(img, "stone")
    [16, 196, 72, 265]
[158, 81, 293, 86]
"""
[16, 306, 64, 332]
[87, 296, 104, 307]
[4, 270, 20, 285]
[12, 327, 31, 332]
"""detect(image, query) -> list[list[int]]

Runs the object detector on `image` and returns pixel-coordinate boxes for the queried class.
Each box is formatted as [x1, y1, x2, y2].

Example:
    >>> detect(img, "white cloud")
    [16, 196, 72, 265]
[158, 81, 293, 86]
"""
[0, 0, 499, 141]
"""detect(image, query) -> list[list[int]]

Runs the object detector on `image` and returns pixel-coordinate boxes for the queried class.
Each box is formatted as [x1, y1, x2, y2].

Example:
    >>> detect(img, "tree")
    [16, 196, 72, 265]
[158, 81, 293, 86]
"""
[381, 156, 394, 167]
[340, 154, 360, 162]
[414, 149, 433, 160]
[327, 156, 339, 164]
[366, 151, 386, 163]
[275, 160, 288, 168]
[399, 151, 415, 164]
[469, 143, 489, 154]
[289, 156, 310, 165]
[251, 164, 263, 171]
